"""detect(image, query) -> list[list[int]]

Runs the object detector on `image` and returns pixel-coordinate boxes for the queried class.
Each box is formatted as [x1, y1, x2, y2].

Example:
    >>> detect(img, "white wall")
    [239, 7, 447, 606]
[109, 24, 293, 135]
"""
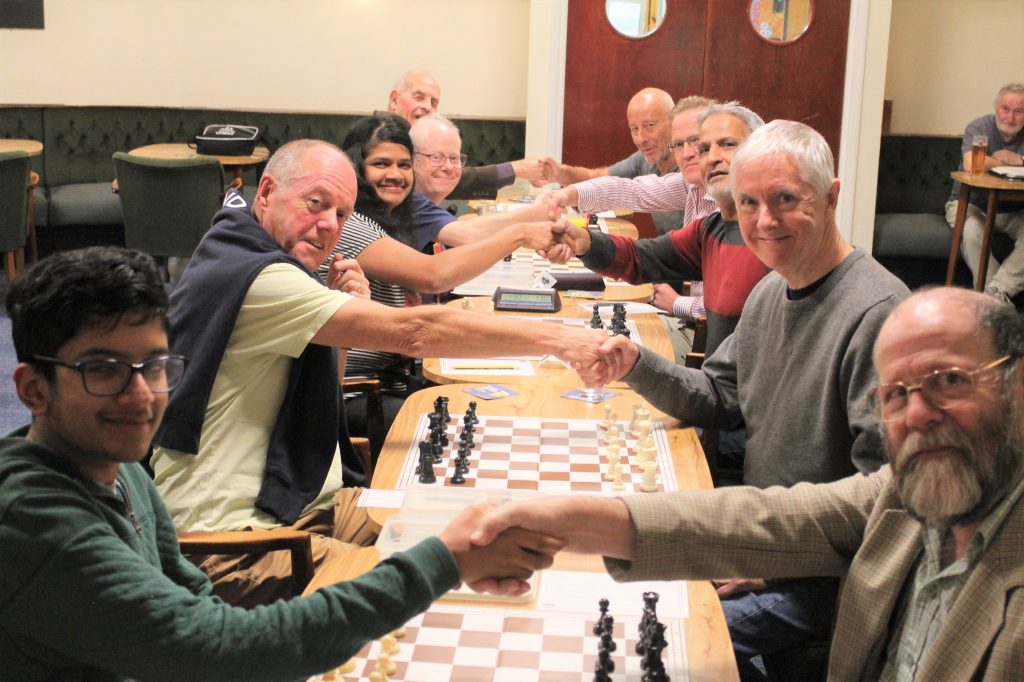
[885, 0, 1024, 135]
[0, 0, 530, 118]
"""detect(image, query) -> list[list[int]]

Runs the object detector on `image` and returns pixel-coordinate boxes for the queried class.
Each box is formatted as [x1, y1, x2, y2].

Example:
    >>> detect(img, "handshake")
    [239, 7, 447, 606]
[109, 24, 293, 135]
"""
[434, 495, 635, 596]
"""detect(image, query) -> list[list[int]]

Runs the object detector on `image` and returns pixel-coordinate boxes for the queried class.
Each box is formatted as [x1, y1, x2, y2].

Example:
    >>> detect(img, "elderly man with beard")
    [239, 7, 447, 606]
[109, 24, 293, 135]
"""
[473, 286, 1024, 680]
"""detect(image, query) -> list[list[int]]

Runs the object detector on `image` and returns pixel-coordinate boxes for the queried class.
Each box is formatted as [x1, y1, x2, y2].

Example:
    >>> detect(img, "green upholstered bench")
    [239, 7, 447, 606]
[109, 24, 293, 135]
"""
[872, 134, 1010, 289]
[1, 106, 526, 257]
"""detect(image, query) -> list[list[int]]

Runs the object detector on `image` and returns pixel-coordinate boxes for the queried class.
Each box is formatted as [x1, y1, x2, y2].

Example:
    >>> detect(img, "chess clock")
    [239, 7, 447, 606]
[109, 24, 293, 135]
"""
[491, 287, 562, 312]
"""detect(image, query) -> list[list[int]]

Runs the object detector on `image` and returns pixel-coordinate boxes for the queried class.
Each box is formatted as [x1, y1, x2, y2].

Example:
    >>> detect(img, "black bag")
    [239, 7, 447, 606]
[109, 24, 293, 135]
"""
[192, 124, 259, 156]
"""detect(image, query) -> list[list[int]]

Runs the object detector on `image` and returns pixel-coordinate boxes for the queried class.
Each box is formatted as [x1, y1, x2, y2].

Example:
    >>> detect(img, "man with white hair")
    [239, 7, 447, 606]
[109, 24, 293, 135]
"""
[574, 120, 910, 679]
[474, 286, 1024, 681]
[409, 113, 464, 205]
[945, 82, 1024, 302]
[387, 71, 546, 199]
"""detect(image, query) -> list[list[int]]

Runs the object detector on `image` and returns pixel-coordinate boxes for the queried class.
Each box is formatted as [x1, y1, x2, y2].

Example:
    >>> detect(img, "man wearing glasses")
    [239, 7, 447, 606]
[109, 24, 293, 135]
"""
[0, 246, 562, 680]
[409, 113, 468, 206]
[546, 96, 719, 325]
[474, 286, 1024, 680]
[575, 120, 909, 680]
[387, 70, 547, 199]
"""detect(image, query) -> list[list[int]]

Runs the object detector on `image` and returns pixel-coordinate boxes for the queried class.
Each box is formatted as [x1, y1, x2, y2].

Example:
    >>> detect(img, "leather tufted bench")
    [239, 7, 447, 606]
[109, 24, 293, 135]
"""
[1, 106, 526, 257]
[873, 134, 1010, 289]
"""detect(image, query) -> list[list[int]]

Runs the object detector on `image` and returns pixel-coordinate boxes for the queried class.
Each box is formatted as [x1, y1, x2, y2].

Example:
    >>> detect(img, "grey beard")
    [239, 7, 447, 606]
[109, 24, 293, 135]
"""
[887, 396, 1024, 529]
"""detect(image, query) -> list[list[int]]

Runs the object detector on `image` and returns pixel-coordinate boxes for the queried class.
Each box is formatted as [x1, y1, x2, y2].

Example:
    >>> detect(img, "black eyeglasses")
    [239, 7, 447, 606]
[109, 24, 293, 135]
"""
[869, 355, 1013, 422]
[33, 355, 187, 397]
[415, 152, 468, 168]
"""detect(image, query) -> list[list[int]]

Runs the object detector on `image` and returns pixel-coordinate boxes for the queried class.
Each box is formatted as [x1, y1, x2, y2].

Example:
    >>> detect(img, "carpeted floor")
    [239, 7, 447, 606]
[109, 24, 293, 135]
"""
[0, 279, 32, 433]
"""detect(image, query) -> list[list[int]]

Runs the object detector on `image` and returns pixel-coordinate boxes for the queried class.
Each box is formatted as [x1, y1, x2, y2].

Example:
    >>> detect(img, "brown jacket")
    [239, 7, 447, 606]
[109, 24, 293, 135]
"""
[609, 467, 1024, 680]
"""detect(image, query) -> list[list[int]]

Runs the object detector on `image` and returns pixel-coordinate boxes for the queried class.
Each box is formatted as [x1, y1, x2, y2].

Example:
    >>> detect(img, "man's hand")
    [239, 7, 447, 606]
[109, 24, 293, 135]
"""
[511, 157, 550, 187]
[650, 283, 681, 314]
[576, 334, 641, 386]
[713, 578, 768, 598]
[439, 503, 564, 596]
[539, 156, 567, 186]
[540, 219, 591, 264]
[554, 326, 609, 370]
[992, 148, 1024, 166]
[517, 220, 559, 252]
[549, 187, 579, 220]
[326, 255, 370, 299]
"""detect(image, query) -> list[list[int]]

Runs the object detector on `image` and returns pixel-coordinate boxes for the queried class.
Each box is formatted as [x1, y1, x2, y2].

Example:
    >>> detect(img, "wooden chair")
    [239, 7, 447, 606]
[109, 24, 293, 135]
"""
[177, 528, 315, 597]
[0, 151, 32, 284]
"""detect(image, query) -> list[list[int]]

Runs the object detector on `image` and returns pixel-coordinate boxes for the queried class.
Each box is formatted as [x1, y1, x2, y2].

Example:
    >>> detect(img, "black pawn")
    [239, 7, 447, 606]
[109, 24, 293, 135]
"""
[590, 305, 604, 329]
[440, 396, 451, 423]
[450, 466, 465, 484]
[467, 401, 479, 424]
[417, 441, 436, 484]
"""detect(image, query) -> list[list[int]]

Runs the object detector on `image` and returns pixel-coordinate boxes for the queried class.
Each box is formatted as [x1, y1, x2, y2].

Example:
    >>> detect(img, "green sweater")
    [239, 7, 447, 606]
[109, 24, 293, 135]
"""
[0, 435, 459, 681]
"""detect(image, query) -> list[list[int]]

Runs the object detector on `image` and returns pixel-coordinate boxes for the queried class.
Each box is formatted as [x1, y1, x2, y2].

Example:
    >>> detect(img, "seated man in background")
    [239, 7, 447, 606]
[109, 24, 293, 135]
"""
[387, 70, 547, 198]
[0, 246, 560, 680]
[576, 120, 910, 680]
[542, 87, 685, 234]
[549, 95, 718, 324]
[474, 286, 1024, 682]
[944, 82, 1024, 303]
[150, 139, 606, 607]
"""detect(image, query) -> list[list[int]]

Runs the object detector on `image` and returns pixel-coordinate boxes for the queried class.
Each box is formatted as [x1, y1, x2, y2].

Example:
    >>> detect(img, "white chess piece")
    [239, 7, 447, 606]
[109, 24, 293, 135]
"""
[603, 424, 619, 445]
[605, 447, 621, 481]
[391, 625, 407, 639]
[376, 651, 397, 675]
[380, 634, 400, 655]
[600, 403, 614, 429]
[612, 463, 625, 491]
[640, 461, 659, 492]
[629, 403, 642, 435]
[368, 672, 387, 682]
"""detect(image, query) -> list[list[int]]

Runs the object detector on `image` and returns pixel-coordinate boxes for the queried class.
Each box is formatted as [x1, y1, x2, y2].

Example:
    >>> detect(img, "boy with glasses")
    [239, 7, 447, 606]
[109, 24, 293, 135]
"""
[0, 246, 560, 680]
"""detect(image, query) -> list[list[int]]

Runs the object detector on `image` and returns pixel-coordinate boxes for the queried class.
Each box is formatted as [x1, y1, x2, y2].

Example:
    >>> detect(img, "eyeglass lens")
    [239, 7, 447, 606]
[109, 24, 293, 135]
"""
[82, 357, 185, 396]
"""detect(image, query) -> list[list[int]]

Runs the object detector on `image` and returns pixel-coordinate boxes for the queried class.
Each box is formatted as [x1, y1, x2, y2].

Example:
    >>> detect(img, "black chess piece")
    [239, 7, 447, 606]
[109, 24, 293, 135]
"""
[467, 401, 479, 424]
[450, 465, 465, 484]
[439, 396, 451, 423]
[640, 621, 669, 681]
[417, 441, 436, 484]
[590, 304, 604, 329]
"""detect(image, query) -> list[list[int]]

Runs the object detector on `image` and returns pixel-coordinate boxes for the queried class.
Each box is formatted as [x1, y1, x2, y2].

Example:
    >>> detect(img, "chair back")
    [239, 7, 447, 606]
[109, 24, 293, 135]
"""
[0, 151, 31, 252]
[113, 152, 225, 258]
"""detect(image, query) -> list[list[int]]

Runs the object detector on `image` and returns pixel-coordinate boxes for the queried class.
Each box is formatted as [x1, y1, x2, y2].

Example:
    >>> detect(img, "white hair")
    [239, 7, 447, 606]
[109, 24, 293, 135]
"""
[729, 119, 835, 196]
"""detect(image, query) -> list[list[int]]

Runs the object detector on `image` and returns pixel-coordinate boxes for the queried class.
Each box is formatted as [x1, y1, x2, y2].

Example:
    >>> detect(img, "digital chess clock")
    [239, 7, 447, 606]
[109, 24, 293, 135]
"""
[491, 286, 562, 312]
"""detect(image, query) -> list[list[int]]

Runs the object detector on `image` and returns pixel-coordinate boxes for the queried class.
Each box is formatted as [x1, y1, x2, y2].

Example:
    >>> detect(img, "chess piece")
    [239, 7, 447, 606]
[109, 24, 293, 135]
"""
[640, 461, 658, 492]
[600, 403, 614, 429]
[376, 651, 397, 675]
[440, 396, 451, 423]
[368, 671, 387, 682]
[417, 441, 437, 484]
[629, 403, 642, 435]
[611, 464, 625, 491]
[380, 634, 400, 655]
[450, 463, 466, 484]
[391, 625, 407, 638]
[603, 424, 619, 445]
[590, 304, 604, 330]
[467, 400, 479, 424]
[604, 448, 620, 481]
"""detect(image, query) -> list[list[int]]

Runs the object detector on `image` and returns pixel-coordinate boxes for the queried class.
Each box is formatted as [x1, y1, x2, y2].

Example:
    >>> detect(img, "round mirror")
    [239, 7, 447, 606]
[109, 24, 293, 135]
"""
[749, 0, 813, 44]
[606, 0, 667, 40]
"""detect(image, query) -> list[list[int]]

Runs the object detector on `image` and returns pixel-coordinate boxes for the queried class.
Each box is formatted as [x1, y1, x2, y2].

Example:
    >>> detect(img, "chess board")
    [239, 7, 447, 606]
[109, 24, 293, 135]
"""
[312, 604, 688, 682]
[453, 250, 605, 297]
[396, 414, 677, 495]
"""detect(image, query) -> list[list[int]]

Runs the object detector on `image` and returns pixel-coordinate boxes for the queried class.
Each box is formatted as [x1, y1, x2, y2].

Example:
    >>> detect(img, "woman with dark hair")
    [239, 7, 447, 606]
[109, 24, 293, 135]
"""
[320, 113, 558, 457]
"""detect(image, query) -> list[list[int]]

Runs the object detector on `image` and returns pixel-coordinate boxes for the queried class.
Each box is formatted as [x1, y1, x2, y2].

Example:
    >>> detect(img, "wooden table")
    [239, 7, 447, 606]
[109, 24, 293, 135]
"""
[306, 385, 738, 680]
[0, 138, 43, 156]
[128, 142, 269, 187]
[946, 170, 1024, 289]
[422, 295, 673, 387]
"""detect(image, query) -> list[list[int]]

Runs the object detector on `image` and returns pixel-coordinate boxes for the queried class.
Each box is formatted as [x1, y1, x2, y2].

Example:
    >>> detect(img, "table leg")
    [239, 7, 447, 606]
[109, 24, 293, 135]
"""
[946, 185, 970, 285]
[233, 167, 245, 189]
[976, 190, 999, 291]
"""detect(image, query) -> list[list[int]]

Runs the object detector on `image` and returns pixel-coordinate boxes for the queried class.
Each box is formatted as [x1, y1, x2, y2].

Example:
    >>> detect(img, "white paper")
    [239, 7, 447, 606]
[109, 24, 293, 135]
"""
[356, 488, 406, 508]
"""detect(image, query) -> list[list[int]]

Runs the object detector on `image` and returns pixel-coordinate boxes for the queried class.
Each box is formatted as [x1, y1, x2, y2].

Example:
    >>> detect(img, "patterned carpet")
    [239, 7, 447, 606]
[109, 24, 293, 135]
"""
[0, 280, 32, 433]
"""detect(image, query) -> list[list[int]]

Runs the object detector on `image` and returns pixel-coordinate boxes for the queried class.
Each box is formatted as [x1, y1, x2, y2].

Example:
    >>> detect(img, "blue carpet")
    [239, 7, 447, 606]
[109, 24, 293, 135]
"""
[0, 280, 32, 434]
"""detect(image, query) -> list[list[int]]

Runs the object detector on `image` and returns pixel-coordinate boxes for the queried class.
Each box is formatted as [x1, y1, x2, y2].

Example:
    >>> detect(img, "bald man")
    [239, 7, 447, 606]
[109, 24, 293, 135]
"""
[386, 71, 546, 200]
[542, 87, 684, 234]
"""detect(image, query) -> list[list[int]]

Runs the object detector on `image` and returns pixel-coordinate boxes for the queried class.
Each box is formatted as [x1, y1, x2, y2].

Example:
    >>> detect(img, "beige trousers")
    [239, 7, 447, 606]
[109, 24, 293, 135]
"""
[188, 487, 378, 608]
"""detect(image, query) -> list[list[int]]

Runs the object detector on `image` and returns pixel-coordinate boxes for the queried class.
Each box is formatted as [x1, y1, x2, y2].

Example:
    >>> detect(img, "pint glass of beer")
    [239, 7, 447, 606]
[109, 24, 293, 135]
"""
[971, 134, 988, 175]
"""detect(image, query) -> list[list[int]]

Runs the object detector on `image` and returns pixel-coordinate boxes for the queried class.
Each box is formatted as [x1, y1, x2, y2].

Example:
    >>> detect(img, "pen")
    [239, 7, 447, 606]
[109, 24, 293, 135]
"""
[450, 364, 519, 370]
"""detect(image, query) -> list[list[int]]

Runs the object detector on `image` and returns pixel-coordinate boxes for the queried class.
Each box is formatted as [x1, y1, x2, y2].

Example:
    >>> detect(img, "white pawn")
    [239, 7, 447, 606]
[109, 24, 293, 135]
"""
[640, 461, 659, 492]
[380, 634, 400, 655]
[603, 424, 619, 445]
[605, 447, 621, 481]
[391, 625, 407, 639]
[611, 463, 626, 491]
[368, 672, 387, 682]
[376, 651, 397, 675]
[600, 403, 615, 429]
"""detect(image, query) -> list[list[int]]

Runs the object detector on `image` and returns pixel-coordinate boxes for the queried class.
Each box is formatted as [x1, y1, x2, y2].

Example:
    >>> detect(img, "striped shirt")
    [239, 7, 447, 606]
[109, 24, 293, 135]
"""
[318, 211, 409, 389]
